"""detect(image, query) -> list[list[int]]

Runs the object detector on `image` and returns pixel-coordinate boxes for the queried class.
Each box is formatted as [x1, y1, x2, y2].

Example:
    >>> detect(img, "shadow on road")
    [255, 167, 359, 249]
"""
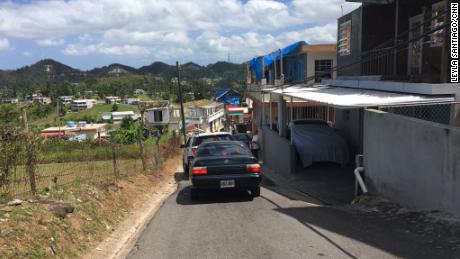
[176, 185, 254, 205]
[268, 201, 460, 258]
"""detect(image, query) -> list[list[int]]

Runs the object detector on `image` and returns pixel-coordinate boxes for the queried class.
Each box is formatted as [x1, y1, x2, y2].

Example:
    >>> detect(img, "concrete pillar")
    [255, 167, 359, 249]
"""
[261, 92, 266, 127]
[450, 104, 460, 127]
[278, 95, 287, 137]
[269, 94, 273, 129]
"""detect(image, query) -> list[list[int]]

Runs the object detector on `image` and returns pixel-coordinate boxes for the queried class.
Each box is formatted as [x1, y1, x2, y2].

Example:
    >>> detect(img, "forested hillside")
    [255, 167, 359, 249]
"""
[0, 59, 245, 98]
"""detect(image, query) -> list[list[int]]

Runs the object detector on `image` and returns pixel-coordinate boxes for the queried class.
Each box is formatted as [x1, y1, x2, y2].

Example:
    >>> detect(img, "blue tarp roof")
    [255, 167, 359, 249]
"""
[248, 41, 308, 80]
[215, 88, 238, 99]
[215, 88, 240, 105]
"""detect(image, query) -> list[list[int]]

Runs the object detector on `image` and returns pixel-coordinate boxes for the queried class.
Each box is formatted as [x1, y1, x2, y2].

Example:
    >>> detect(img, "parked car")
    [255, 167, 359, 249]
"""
[289, 120, 349, 168]
[181, 132, 232, 174]
[231, 133, 252, 147]
[189, 141, 262, 199]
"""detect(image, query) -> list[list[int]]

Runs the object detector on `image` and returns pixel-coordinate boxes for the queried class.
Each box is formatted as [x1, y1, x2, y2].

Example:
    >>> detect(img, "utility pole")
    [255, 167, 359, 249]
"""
[176, 61, 187, 145]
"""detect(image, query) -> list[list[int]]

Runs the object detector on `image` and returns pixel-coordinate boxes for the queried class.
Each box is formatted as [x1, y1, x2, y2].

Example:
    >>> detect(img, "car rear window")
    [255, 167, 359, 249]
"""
[196, 142, 251, 157]
[192, 135, 231, 146]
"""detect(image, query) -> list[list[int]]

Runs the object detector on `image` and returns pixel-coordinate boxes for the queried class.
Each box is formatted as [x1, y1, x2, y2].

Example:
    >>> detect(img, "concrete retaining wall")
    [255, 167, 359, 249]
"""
[364, 109, 460, 216]
[261, 126, 296, 177]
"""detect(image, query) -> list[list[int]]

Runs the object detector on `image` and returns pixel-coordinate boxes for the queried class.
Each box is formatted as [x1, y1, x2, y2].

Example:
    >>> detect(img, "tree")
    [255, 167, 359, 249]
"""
[0, 104, 21, 126]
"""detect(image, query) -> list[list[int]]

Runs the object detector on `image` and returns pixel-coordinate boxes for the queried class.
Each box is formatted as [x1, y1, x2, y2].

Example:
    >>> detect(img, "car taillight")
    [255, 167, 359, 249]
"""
[192, 147, 198, 156]
[246, 163, 261, 173]
[192, 166, 207, 175]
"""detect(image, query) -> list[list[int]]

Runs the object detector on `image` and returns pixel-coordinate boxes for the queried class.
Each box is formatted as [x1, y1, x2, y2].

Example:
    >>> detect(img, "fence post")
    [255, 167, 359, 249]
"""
[155, 136, 161, 166]
[137, 127, 147, 173]
[111, 142, 119, 178]
[22, 108, 37, 195]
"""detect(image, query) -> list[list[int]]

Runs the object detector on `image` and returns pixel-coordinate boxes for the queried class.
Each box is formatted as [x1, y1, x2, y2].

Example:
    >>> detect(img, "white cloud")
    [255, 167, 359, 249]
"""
[36, 38, 65, 46]
[0, 37, 9, 51]
[63, 43, 150, 56]
[22, 51, 33, 57]
[0, 0, 361, 64]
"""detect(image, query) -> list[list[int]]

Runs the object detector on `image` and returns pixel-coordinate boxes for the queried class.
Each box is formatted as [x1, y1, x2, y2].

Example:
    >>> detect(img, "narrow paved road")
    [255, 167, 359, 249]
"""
[128, 174, 460, 259]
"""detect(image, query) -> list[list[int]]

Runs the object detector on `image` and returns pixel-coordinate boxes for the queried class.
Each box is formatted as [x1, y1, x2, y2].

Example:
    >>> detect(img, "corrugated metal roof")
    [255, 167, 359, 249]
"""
[264, 85, 455, 109]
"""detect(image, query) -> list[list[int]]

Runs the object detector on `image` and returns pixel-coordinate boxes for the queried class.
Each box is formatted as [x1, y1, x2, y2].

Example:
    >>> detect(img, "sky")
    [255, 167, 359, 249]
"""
[0, 0, 360, 70]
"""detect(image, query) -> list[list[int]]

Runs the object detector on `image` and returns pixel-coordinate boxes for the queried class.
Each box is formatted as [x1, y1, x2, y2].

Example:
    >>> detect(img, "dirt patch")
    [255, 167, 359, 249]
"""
[0, 154, 181, 259]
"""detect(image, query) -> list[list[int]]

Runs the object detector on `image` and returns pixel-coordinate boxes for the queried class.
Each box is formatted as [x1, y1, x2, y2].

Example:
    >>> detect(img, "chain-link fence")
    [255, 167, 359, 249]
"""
[0, 129, 180, 201]
[381, 104, 452, 125]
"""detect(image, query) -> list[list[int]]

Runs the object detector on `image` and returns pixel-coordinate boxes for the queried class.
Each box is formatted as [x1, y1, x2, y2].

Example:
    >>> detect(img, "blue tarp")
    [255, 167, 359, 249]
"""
[215, 88, 240, 105]
[248, 41, 308, 80]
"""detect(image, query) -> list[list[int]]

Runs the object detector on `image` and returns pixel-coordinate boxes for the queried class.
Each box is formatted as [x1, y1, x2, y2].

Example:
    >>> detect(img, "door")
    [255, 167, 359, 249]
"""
[408, 14, 424, 75]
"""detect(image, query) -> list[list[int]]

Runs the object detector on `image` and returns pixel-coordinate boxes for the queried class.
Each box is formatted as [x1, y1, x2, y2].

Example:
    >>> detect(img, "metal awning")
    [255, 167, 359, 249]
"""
[262, 85, 456, 109]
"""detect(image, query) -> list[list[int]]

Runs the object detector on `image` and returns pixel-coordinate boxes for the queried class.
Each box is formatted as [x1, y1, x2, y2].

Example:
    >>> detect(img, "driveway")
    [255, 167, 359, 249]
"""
[127, 173, 460, 259]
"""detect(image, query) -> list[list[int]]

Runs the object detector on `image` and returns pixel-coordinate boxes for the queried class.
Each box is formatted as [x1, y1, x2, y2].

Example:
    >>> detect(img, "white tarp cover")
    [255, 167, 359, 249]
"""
[291, 124, 349, 168]
[267, 85, 455, 108]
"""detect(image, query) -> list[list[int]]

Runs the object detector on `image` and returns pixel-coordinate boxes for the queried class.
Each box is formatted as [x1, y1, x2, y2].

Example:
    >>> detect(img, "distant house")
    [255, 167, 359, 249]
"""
[144, 101, 181, 132]
[40, 121, 107, 140]
[134, 89, 146, 95]
[184, 99, 225, 133]
[71, 99, 96, 112]
[105, 96, 121, 104]
[102, 111, 139, 123]
[1, 98, 19, 104]
[33, 96, 52, 105]
[121, 98, 140, 105]
[59, 96, 74, 105]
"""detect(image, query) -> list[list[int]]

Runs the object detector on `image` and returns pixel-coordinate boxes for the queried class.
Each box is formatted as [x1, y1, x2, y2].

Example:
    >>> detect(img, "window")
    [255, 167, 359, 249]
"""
[153, 110, 163, 122]
[314, 59, 332, 82]
[338, 20, 351, 56]
[430, 1, 445, 47]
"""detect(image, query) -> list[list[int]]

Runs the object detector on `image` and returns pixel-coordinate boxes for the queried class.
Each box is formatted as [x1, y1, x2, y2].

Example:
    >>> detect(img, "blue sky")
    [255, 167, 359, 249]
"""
[0, 0, 360, 70]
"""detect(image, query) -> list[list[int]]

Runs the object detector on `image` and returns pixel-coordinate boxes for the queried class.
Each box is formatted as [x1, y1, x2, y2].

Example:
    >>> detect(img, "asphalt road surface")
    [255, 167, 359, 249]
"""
[128, 174, 460, 259]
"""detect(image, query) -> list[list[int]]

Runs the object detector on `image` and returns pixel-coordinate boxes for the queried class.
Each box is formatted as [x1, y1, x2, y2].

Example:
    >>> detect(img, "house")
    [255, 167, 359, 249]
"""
[101, 111, 140, 123]
[59, 96, 73, 105]
[337, 0, 449, 83]
[105, 96, 121, 104]
[134, 89, 146, 95]
[71, 99, 96, 112]
[214, 89, 249, 126]
[40, 121, 107, 140]
[33, 96, 52, 105]
[121, 98, 140, 105]
[248, 41, 337, 86]
[144, 101, 182, 132]
[184, 99, 225, 133]
[247, 42, 337, 135]
[1, 98, 19, 104]
[247, 0, 460, 217]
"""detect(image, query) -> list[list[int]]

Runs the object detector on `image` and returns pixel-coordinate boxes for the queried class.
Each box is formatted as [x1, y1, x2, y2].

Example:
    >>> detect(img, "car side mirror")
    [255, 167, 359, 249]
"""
[180, 144, 186, 148]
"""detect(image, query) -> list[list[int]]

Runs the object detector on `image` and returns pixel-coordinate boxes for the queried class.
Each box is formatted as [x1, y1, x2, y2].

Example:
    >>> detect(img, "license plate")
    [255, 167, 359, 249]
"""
[220, 180, 235, 188]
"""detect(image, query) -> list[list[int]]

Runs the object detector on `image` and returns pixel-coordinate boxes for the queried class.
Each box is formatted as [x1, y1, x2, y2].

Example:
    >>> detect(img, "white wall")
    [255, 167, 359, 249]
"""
[364, 109, 460, 216]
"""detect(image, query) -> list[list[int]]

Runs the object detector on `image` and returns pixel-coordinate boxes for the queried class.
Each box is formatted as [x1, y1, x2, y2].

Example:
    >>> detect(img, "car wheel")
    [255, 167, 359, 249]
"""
[251, 187, 261, 197]
[190, 188, 200, 200]
[183, 163, 189, 175]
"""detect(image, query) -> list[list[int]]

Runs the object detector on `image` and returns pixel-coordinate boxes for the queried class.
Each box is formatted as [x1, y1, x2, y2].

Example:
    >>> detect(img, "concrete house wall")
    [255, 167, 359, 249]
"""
[261, 127, 296, 176]
[363, 109, 460, 216]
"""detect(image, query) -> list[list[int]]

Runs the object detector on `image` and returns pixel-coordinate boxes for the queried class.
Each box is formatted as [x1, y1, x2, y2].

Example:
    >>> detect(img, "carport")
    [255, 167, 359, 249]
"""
[256, 84, 456, 204]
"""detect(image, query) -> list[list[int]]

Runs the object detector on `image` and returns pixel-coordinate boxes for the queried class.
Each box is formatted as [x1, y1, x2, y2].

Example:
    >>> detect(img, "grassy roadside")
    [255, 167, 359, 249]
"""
[0, 153, 180, 259]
